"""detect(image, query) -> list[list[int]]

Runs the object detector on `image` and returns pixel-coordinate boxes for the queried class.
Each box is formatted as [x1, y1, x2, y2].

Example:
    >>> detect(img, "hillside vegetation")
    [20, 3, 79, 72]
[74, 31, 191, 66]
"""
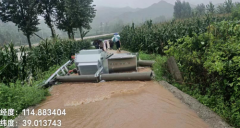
[120, 3, 240, 127]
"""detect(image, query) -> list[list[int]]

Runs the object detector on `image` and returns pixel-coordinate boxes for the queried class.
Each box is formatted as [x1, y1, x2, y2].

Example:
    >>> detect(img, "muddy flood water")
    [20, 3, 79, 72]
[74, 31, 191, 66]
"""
[19, 50, 210, 128]
[20, 68, 210, 128]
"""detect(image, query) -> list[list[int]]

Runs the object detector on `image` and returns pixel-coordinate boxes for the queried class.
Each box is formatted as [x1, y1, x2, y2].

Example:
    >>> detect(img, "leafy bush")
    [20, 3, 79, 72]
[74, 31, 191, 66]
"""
[152, 56, 168, 81]
[0, 39, 91, 85]
[138, 52, 168, 81]
[121, 13, 240, 127]
[139, 51, 157, 60]
[0, 64, 66, 123]
[0, 83, 49, 121]
[165, 20, 240, 127]
[120, 14, 231, 55]
[0, 37, 91, 127]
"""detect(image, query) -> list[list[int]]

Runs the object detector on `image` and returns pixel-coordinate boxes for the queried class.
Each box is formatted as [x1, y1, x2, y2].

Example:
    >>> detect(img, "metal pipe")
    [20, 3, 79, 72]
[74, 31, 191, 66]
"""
[100, 72, 153, 81]
[56, 75, 98, 82]
[109, 66, 137, 73]
[138, 60, 155, 67]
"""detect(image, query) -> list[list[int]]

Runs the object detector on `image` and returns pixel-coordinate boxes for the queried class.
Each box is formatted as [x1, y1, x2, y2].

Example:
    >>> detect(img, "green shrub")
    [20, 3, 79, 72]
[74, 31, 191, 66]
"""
[0, 39, 91, 85]
[165, 20, 240, 127]
[152, 56, 168, 81]
[139, 51, 157, 60]
[120, 14, 231, 55]
[138, 52, 168, 81]
[0, 83, 49, 120]
[121, 14, 239, 127]
[0, 38, 91, 128]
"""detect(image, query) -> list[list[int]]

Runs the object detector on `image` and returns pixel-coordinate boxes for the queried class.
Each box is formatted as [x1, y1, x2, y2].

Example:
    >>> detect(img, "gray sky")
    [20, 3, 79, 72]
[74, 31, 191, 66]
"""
[93, 0, 240, 8]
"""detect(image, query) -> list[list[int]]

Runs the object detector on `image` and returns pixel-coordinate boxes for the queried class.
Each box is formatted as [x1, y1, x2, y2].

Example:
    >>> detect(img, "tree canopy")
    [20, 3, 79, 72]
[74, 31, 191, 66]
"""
[0, 0, 41, 48]
[55, 0, 96, 39]
[195, 4, 205, 16]
[39, 0, 58, 38]
[206, 2, 215, 14]
[0, 0, 96, 46]
[174, 0, 192, 19]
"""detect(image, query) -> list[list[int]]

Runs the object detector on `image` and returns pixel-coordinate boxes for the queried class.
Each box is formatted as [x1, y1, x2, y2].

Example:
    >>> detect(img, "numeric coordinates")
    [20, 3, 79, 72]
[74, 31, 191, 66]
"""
[22, 109, 66, 116]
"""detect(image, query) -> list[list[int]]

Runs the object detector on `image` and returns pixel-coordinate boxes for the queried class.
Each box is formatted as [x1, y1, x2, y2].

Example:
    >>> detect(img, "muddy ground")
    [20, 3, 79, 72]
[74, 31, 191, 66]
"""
[8, 50, 233, 128]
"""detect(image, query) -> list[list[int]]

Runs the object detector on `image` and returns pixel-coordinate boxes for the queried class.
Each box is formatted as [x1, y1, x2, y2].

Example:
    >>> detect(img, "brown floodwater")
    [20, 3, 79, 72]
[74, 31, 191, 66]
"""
[20, 67, 209, 128]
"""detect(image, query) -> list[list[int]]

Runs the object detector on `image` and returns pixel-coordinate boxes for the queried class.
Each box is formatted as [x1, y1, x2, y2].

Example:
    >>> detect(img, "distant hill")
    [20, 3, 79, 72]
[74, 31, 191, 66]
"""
[113, 0, 174, 24]
[89, 0, 174, 34]
[90, 6, 139, 28]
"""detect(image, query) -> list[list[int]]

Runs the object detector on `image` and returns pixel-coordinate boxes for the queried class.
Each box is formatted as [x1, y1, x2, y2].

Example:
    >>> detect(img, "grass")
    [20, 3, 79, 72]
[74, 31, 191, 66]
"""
[0, 83, 49, 121]
[139, 51, 158, 60]
[152, 56, 168, 81]
[0, 60, 72, 123]
[138, 52, 169, 81]
[68, 63, 76, 70]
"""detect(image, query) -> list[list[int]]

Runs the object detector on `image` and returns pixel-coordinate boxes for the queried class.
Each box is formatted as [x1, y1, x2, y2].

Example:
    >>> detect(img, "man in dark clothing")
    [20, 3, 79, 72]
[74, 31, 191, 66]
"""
[112, 33, 121, 52]
[116, 40, 121, 52]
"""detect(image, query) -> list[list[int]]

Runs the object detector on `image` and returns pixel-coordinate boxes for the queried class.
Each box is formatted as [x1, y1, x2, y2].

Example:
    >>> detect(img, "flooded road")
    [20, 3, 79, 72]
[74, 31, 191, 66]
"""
[19, 50, 210, 128]
[20, 70, 209, 128]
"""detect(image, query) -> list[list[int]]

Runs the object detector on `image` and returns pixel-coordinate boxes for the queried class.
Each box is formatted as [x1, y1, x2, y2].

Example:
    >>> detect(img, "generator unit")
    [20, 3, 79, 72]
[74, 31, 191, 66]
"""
[44, 49, 154, 86]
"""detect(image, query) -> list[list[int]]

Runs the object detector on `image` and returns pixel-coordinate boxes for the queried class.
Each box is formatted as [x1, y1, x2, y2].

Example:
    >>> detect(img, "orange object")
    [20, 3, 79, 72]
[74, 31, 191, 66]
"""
[68, 70, 73, 74]
[71, 55, 75, 60]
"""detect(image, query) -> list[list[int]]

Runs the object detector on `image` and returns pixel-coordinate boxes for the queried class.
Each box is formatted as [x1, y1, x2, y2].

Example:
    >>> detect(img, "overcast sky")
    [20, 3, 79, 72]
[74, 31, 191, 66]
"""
[93, 0, 240, 8]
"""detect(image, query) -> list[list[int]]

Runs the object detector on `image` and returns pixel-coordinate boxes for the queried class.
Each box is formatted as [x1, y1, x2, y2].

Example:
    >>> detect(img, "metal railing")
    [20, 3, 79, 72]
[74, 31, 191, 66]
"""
[44, 60, 72, 85]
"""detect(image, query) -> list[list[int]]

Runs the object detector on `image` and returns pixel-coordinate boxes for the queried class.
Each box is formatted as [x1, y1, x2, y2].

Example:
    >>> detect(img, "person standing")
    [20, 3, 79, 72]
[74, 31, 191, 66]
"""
[99, 39, 107, 51]
[103, 40, 110, 50]
[112, 33, 121, 52]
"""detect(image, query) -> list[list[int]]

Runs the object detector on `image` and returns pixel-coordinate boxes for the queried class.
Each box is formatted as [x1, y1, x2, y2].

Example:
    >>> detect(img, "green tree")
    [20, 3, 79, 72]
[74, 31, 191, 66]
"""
[0, 0, 40, 48]
[196, 3, 205, 16]
[174, 0, 182, 19]
[55, 0, 75, 39]
[224, 0, 234, 13]
[174, 0, 192, 19]
[206, 2, 215, 14]
[231, 2, 240, 19]
[39, 0, 58, 38]
[217, 4, 226, 14]
[181, 1, 192, 18]
[71, 0, 96, 40]
[55, 0, 95, 40]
